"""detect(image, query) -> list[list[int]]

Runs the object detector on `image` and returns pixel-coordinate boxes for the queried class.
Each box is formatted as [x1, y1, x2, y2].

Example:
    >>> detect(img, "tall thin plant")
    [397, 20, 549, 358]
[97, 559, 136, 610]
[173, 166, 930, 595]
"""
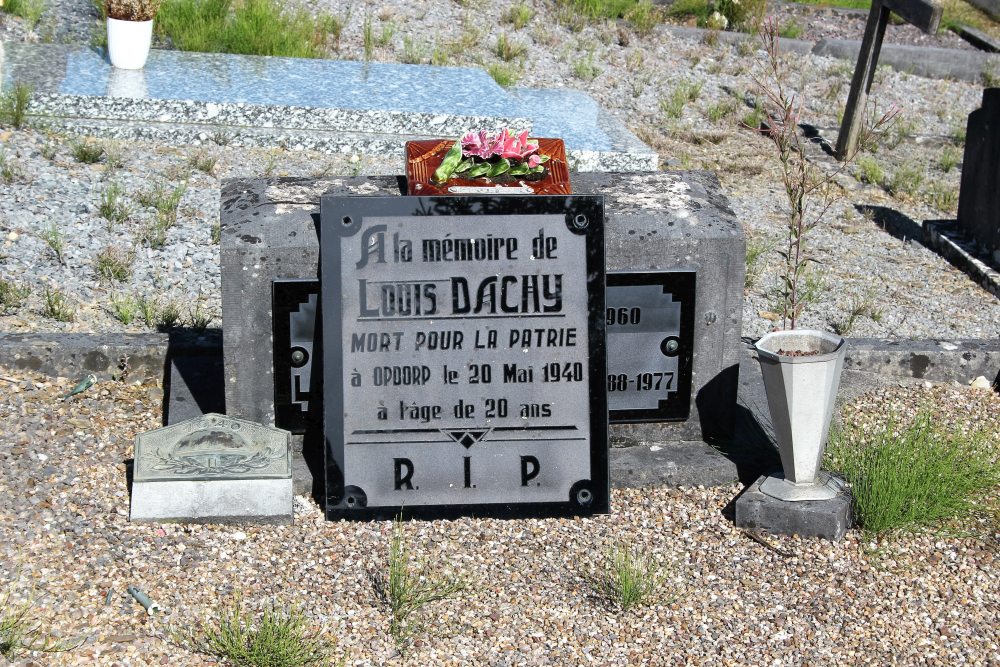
[750, 18, 899, 330]
[374, 516, 465, 644]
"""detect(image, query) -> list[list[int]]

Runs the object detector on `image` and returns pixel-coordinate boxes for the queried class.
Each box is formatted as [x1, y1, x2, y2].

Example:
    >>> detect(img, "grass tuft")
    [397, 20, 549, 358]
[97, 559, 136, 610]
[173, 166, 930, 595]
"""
[827, 409, 1000, 535]
[99, 181, 131, 225]
[95, 245, 135, 282]
[39, 224, 66, 265]
[42, 286, 75, 322]
[156, 0, 336, 58]
[495, 33, 528, 62]
[109, 292, 139, 325]
[855, 155, 884, 186]
[0, 279, 31, 314]
[590, 542, 668, 612]
[1, 577, 81, 659]
[744, 231, 772, 291]
[659, 79, 702, 120]
[188, 151, 218, 175]
[71, 139, 105, 164]
[502, 2, 534, 29]
[178, 595, 336, 667]
[373, 516, 465, 644]
[0, 0, 45, 27]
[0, 82, 33, 129]
[487, 62, 520, 88]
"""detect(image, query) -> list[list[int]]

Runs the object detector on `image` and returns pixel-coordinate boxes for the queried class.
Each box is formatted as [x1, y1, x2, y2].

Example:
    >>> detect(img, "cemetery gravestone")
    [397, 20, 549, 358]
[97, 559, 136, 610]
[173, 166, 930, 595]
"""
[220, 171, 745, 498]
[958, 88, 1000, 265]
[130, 413, 293, 523]
[320, 195, 608, 519]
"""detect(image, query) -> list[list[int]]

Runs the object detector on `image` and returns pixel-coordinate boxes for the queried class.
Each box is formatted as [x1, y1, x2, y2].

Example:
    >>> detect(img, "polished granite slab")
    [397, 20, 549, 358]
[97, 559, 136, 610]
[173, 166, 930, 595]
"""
[0, 41, 656, 170]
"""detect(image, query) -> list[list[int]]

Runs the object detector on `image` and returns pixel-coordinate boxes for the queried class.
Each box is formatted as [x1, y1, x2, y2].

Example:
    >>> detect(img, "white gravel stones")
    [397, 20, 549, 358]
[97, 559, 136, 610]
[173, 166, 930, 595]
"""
[0, 371, 998, 665]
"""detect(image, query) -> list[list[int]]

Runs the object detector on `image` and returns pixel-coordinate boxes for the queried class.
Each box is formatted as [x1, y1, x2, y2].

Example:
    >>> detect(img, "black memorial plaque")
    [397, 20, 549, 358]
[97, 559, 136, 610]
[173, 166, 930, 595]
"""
[320, 195, 608, 520]
[606, 271, 695, 423]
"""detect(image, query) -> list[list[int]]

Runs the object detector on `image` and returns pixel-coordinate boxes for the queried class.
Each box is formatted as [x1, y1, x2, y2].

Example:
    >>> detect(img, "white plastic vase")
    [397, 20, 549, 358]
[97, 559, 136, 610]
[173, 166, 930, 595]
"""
[107, 18, 154, 70]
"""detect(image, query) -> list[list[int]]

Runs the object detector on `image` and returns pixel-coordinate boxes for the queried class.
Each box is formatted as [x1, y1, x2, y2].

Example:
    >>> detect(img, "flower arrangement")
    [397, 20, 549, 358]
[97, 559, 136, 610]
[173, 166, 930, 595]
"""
[105, 0, 162, 21]
[431, 129, 551, 184]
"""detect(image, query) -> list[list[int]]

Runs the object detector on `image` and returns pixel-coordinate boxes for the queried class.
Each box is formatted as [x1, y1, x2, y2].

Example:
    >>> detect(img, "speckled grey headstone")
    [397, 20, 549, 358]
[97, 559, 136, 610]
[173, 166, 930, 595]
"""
[221, 172, 744, 449]
[130, 413, 292, 524]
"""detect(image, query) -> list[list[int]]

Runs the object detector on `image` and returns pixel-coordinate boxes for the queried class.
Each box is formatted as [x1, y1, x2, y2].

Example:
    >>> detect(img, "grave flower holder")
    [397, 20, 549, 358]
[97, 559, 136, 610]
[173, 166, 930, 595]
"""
[753, 329, 847, 502]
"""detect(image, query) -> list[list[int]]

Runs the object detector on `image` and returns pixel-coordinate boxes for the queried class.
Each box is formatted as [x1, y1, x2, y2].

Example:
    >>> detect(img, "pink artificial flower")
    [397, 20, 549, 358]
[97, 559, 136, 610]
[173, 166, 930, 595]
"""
[527, 154, 542, 168]
[460, 130, 500, 159]
[497, 129, 539, 160]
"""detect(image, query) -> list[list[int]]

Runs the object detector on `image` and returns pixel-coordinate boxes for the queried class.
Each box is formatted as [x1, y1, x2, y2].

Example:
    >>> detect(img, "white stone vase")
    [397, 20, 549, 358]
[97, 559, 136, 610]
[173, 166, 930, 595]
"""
[754, 329, 847, 502]
[107, 17, 154, 70]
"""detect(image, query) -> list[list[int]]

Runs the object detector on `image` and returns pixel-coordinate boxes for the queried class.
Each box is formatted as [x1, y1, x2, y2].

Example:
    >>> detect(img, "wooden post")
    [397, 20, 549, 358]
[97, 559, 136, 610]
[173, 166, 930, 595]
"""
[835, 0, 890, 160]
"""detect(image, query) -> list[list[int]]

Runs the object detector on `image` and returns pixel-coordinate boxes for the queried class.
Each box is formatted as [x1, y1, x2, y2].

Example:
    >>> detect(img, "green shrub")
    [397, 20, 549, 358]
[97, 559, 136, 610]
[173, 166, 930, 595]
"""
[665, 0, 712, 24]
[827, 409, 999, 535]
[716, 0, 766, 28]
[156, 0, 335, 58]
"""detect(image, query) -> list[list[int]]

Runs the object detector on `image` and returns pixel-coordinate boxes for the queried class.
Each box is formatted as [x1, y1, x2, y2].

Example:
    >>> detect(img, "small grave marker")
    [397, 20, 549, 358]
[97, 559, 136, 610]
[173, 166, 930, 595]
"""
[130, 414, 293, 523]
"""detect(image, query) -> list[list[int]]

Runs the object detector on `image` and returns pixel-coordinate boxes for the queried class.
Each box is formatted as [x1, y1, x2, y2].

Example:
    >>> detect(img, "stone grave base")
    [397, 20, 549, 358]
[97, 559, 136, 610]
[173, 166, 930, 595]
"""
[734, 473, 853, 541]
[130, 478, 293, 524]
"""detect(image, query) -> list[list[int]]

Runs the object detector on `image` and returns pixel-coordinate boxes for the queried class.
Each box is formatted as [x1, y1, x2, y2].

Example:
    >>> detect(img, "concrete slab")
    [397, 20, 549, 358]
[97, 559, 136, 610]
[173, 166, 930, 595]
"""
[734, 473, 853, 540]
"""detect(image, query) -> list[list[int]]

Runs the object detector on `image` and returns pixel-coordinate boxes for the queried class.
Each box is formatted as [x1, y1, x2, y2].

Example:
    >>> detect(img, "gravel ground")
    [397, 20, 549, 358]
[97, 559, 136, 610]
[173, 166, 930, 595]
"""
[1, 4, 999, 665]
[0, 370, 997, 666]
[1, 1, 998, 338]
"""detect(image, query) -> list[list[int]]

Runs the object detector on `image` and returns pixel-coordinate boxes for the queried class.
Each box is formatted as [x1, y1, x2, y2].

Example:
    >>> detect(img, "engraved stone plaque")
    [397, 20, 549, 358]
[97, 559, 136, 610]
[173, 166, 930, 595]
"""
[130, 414, 292, 523]
[606, 272, 695, 423]
[320, 195, 608, 519]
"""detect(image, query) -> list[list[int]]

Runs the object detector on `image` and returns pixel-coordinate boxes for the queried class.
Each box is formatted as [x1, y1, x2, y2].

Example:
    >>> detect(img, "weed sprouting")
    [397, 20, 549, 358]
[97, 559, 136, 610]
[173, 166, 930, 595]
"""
[176, 594, 337, 667]
[0, 82, 33, 129]
[590, 542, 669, 612]
[0, 279, 31, 314]
[373, 516, 465, 645]
[42, 286, 75, 322]
[39, 224, 66, 265]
